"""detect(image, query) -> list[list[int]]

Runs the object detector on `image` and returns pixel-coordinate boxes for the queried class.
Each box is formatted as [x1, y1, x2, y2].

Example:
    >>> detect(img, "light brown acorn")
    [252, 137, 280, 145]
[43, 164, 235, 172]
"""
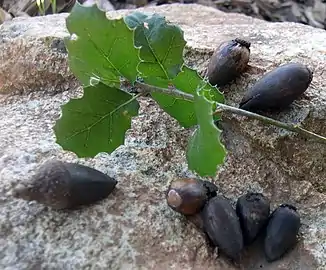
[206, 38, 251, 87]
[12, 160, 117, 209]
[166, 178, 218, 216]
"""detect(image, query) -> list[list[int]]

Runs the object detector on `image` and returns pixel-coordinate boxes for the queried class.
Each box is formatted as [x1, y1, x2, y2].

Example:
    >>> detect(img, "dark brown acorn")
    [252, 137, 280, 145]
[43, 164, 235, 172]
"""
[201, 195, 244, 261]
[12, 160, 117, 209]
[239, 62, 313, 113]
[206, 38, 251, 87]
[264, 204, 301, 262]
[166, 178, 218, 216]
[236, 192, 270, 245]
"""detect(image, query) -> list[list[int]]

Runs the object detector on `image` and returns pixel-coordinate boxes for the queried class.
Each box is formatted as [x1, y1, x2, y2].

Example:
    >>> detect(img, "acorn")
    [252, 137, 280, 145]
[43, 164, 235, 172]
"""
[12, 160, 117, 209]
[201, 195, 244, 261]
[264, 204, 301, 262]
[239, 62, 313, 113]
[206, 38, 251, 87]
[166, 178, 218, 216]
[236, 192, 270, 245]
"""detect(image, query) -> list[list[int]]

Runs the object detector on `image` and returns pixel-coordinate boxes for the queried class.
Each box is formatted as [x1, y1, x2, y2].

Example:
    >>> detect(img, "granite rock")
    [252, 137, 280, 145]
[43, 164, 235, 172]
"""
[0, 4, 325, 270]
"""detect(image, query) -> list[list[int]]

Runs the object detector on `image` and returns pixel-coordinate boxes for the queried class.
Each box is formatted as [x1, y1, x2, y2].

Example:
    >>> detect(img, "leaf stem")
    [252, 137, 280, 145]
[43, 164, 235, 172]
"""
[134, 81, 326, 144]
[135, 81, 193, 101]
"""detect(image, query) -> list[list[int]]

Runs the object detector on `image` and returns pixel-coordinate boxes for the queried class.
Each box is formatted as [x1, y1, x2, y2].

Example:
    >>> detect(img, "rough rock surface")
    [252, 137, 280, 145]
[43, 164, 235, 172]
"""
[0, 13, 77, 94]
[0, 3, 325, 270]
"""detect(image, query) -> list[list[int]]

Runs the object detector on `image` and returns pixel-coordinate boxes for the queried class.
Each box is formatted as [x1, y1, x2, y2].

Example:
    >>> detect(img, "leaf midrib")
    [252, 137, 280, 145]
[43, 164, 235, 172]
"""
[143, 26, 176, 80]
[62, 96, 136, 143]
[87, 35, 125, 78]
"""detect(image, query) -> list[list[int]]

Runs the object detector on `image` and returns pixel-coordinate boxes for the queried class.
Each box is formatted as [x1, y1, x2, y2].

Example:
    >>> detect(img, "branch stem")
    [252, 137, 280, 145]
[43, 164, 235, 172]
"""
[215, 103, 326, 144]
[134, 81, 326, 144]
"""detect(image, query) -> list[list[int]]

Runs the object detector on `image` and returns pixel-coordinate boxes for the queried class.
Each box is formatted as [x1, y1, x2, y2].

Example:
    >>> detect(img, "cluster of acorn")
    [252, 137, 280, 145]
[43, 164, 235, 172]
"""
[166, 178, 301, 263]
[206, 38, 313, 113]
[11, 161, 302, 265]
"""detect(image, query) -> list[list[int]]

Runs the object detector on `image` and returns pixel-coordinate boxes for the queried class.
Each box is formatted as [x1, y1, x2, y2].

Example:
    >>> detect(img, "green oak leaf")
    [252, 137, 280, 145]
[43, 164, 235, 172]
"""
[148, 66, 225, 128]
[144, 76, 196, 128]
[64, 2, 140, 87]
[124, 11, 186, 80]
[124, 12, 224, 127]
[186, 89, 227, 177]
[53, 82, 139, 157]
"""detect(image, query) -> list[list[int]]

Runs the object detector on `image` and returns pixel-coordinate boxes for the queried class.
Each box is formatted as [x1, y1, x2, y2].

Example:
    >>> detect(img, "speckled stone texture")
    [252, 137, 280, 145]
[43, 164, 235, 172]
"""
[0, 3, 325, 270]
[0, 14, 77, 95]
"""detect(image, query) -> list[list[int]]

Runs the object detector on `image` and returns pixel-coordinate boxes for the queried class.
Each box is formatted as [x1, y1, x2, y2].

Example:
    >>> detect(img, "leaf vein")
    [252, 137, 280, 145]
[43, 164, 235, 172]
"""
[62, 96, 136, 143]
[87, 34, 122, 77]
[161, 33, 176, 67]
[143, 28, 169, 79]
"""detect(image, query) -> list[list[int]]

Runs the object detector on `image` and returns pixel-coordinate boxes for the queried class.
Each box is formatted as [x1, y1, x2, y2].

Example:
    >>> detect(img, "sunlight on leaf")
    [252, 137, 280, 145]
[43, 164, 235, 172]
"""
[125, 11, 186, 80]
[125, 12, 224, 128]
[65, 2, 140, 87]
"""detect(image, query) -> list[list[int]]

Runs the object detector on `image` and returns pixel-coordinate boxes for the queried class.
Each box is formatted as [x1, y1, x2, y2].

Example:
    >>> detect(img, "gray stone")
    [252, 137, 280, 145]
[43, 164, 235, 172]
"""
[0, 3, 325, 270]
[0, 13, 76, 95]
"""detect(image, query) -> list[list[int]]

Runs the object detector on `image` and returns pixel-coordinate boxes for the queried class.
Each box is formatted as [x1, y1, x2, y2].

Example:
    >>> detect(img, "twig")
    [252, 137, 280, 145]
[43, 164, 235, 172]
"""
[134, 81, 326, 144]
[215, 103, 326, 144]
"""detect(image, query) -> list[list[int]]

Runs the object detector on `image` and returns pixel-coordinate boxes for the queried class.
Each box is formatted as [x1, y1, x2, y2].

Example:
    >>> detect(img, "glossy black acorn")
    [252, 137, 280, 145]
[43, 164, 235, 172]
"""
[239, 62, 313, 113]
[201, 195, 244, 261]
[206, 38, 251, 87]
[264, 204, 301, 262]
[236, 192, 270, 245]
[12, 160, 117, 209]
[166, 178, 218, 216]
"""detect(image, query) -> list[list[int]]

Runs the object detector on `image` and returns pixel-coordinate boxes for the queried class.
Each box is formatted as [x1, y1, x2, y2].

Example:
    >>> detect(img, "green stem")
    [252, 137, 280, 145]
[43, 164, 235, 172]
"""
[51, 0, 56, 14]
[135, 81, 192, 100]
[215, 103, 326, 144]
[134, 81, 326, 144]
